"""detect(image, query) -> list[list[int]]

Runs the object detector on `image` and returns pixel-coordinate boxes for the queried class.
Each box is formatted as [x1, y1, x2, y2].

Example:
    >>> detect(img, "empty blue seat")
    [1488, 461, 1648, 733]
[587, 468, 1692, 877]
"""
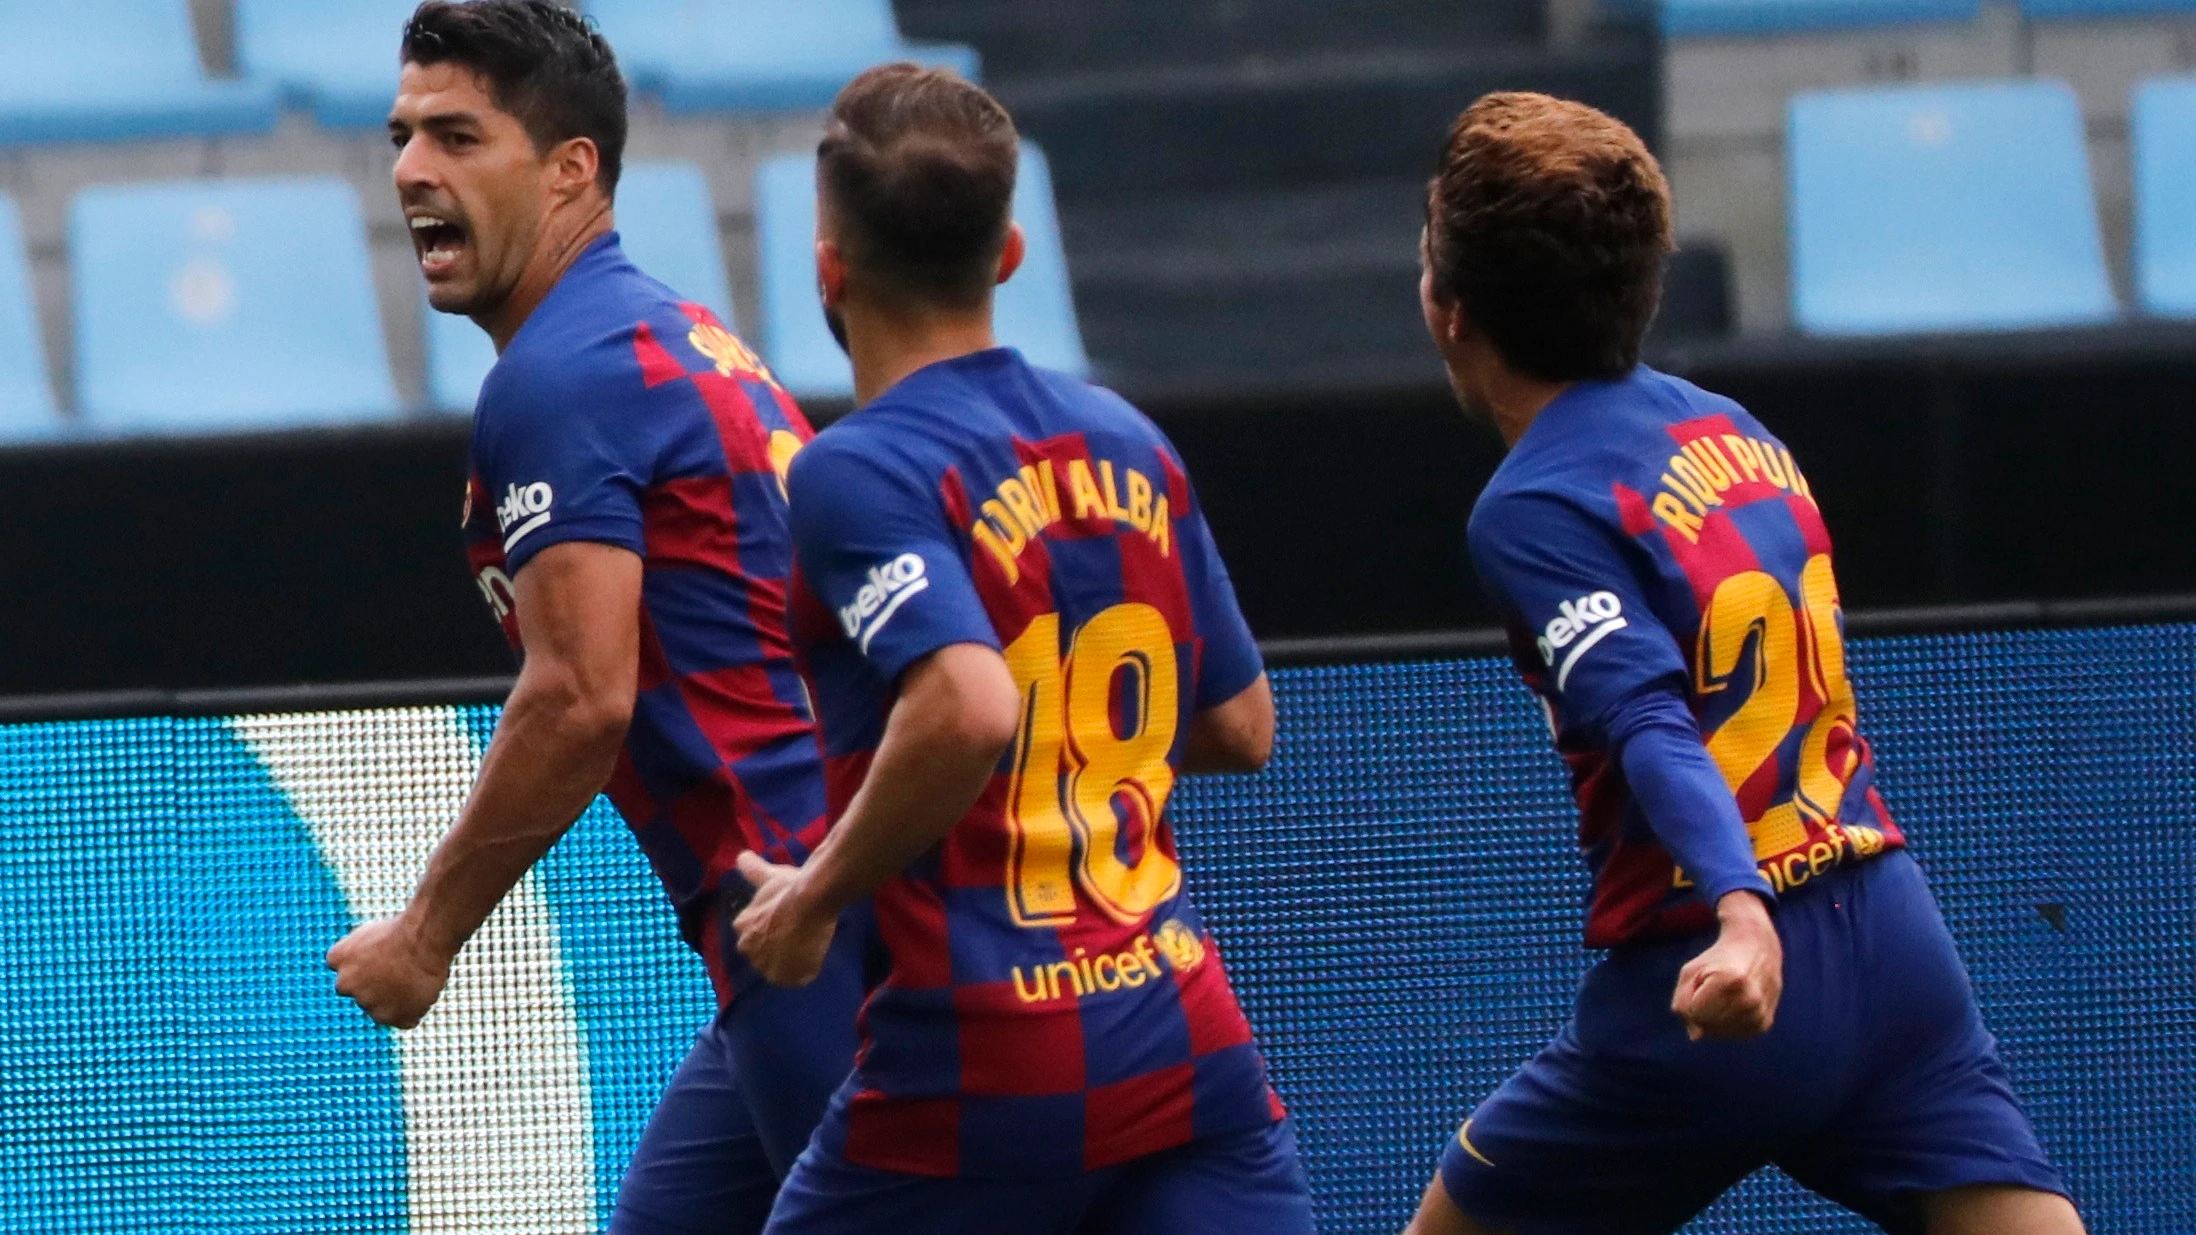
[72, 178, 400, 434]
[1788, 81, 2117, 336]
[0, 0, 278, 146]
[0, 196, 61, 441]
[2021, 0, 2196, 18]
[588, 0, 979, 114]
[757, 144, 1089, 399]
[235, 0, 417, 129]
[2134, 78, 2196, 318]
[427, 161, 739, 411]
[1661, 0, 1978, 35]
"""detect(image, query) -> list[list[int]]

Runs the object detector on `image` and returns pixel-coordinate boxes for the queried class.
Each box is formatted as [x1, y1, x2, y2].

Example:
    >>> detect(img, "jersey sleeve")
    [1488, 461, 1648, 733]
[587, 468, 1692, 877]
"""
[1606, 686, 1776, 907]
[1176, 479, 1264, 710]
[472, 364, 649, 574]
[1467, 489, 1687, 736]
[786, 434, 1000, 685]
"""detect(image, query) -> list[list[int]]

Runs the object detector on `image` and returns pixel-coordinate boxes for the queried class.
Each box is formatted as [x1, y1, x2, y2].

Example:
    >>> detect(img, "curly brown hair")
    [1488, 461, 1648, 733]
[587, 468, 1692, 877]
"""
[1425, 92, 1673, 381]
[821, 64, 1019, 310]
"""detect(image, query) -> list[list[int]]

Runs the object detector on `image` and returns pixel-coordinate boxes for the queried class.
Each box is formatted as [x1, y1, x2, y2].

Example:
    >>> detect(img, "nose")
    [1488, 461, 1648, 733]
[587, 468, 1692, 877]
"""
[393, 133, 437, 200]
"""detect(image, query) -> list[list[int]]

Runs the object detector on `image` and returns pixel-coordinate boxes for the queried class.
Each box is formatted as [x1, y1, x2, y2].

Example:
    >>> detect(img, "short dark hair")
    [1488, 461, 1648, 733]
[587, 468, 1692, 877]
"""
[1426, 92, 1674, 382]
[820, 64, 1019, 310]
[401, 0, 627, 196]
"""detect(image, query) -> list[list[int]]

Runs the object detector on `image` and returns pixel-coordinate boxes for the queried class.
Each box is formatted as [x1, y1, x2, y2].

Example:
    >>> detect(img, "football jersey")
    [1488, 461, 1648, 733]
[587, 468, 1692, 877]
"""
[1468, 365, 1904, 948]
[785, 347, 1283, 1178]
[460, 233, 827, 1006]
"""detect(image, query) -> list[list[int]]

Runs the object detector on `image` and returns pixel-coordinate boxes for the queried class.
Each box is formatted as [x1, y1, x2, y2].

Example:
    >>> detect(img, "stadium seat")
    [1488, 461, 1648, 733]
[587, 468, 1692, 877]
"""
[2134, 78, 2196, 318]
[0, 196, 61, 441]
[0, 0, 279, 146]
[1660, 0, 1979, 36]
[2021, 0, 2196, 18]
[587, 0, 980, 114]
[757, 144, 1090, 400]
[427, 162, 739, 411]
[235, 0, 418, 129]
[72, 178, 401, 434]
[1787, 81, 2118, 336]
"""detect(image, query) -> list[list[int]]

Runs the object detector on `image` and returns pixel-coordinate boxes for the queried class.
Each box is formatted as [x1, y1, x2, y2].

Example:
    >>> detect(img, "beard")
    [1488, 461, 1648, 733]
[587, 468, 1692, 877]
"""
[824, 304, 850, 356]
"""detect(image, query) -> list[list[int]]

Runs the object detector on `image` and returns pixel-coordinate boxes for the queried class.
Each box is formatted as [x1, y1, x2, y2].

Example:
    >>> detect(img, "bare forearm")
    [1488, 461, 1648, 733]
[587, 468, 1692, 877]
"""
[1180, 675, 1275, 774]
[407, 673, 627, 956]
[795, 648, 1018, 920]
[796, 712, 1002, 921]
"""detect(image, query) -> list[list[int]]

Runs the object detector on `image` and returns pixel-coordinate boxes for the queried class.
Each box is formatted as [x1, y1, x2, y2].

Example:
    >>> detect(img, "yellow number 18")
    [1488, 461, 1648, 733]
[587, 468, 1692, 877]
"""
[1000, 603, 1184, 928]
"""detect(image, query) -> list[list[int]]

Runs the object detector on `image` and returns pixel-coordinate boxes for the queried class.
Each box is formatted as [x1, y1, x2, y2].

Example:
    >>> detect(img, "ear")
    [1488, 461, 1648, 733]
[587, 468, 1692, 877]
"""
[549, 136, 602, 203]
[816, 237, 849, 309]
[994, 223, 1026, 286]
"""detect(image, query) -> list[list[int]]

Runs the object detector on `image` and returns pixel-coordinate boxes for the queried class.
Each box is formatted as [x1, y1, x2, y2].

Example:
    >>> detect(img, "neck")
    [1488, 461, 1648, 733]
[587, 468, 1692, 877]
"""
[1474, 363, 1574, 448]
[480, 198, 614, 351]
[844, 297, 999, 406]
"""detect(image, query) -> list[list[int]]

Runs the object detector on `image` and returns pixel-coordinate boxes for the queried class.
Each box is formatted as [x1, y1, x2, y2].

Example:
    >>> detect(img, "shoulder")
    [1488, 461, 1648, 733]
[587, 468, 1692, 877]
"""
[788, 414, 938, 509]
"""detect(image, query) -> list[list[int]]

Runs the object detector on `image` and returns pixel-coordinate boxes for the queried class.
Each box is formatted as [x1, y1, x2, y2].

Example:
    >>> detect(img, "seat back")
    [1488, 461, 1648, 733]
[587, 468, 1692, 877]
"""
[1662, 0, 1978, 35]
[0, 195, 60, 439]
[72, 178, 400, 434]
[589, 0, 902, 81]
[2021, 0, 2196, 19]
[2134, 77, 2196, 318]
[1788, 80, 2117, 335]
[235, 0, 418, 121]
[0, 0, 212, 96]
[757, 144, 1089, 399]
[426, 162, 737, 411]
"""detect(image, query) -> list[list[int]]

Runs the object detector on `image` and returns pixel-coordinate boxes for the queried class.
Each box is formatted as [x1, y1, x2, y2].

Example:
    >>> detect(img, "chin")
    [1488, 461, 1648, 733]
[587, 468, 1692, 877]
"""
[424, 283, 471, 316]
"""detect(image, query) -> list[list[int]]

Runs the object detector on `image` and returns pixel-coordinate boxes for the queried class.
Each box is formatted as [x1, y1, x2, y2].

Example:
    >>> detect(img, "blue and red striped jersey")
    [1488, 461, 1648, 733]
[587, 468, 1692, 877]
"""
[785, 348, 1283, 1178]
[460, 234, 826, 1006]
[1468, 366, 1903, 948]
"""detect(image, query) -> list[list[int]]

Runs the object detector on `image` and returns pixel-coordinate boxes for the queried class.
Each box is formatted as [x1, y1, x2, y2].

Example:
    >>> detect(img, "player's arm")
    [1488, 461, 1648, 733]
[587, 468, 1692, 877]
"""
[1182, 673, 1274, 773]
[737, 643, 1019, 985]
[1469, 491, 1778, 1040]
[328, 540, 641, 1028]
[1172, 455, 1275, 776]
[734, 437, 1015, 986]
[1602, 683, 1781, 1040]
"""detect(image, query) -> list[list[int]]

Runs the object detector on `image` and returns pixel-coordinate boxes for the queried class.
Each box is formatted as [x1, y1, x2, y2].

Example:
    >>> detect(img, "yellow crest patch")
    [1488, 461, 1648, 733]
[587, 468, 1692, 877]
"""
[687, 321, 774, 382]
[1153, 919, 1206, 973]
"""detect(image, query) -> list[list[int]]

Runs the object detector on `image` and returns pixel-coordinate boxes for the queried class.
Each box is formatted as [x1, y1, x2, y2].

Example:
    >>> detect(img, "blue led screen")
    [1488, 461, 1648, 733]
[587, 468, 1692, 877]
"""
[0, 625, 2189, 1233]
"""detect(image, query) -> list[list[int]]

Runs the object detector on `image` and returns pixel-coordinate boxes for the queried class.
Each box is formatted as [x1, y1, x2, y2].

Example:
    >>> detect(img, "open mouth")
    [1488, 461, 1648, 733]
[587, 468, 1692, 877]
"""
[409, 213, 469, 279]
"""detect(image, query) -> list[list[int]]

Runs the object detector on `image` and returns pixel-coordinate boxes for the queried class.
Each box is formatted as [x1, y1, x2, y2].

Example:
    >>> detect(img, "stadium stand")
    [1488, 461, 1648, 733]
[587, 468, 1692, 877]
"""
[2134, 77, 2196, 316]
[896, 0, 1664, 391]
[0, 196, 59, 439]
[1661, 0, 1980, 37]
[1787, 80, 2119, 334]
[586, 0, 979, 114]
[757, 143, 1086, 398]
[426, 160, 741, 411]
[71, 177, 400, 433]
[233, 0, 419, 129]
[0, 0, 278, 146]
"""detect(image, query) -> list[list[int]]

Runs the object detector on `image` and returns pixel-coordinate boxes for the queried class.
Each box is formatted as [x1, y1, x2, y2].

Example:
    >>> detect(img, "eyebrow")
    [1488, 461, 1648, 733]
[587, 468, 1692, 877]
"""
[389, 110, 485, 134]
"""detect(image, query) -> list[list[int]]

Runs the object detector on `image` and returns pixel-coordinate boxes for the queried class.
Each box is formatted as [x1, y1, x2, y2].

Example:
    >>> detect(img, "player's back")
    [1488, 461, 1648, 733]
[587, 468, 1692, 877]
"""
[787, 348, 1280, 1178]
[461, 234, 826, 1004]
[1468, 366, 1904, 946]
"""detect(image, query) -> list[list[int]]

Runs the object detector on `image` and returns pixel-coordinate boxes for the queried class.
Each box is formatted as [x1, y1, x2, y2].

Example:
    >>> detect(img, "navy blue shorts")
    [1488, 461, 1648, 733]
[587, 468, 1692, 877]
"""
[609, 906, 873, 1235]
[763, 1118, 1316, 1235]
[1439, 851, 2066, 1235]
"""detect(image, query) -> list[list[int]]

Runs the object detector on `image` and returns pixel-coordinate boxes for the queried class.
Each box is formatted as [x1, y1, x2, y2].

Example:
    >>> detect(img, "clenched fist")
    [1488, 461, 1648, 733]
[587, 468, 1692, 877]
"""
[733, 851, 837, 988]
[328, 914, 452, 1030]
[1671, 892, 1783, 1041]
